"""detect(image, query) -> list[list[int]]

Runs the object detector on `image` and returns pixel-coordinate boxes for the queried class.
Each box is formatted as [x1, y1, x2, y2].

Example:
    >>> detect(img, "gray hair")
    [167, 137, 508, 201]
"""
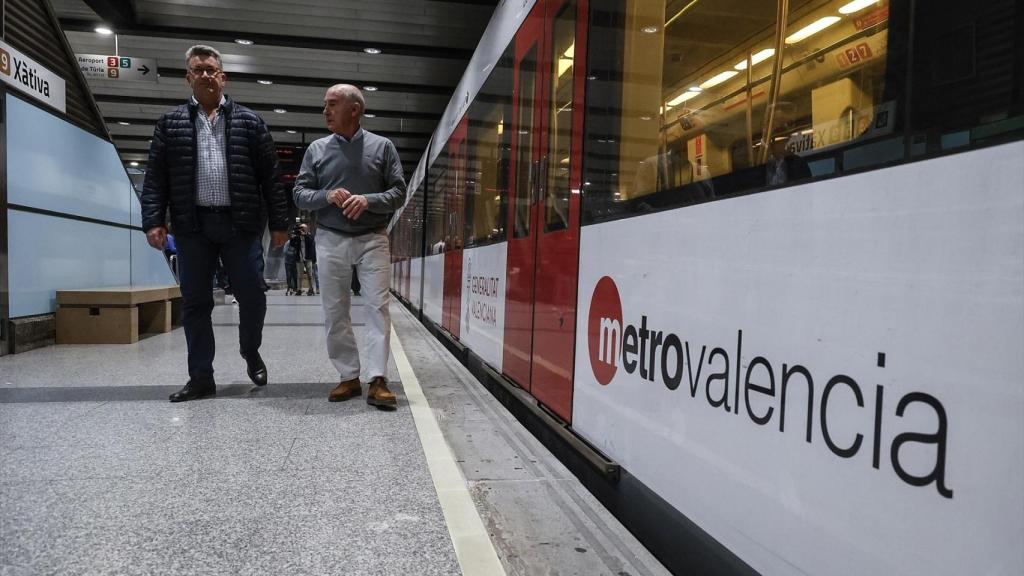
[328, 84, 365, 116]
[185, 45, 222, 69]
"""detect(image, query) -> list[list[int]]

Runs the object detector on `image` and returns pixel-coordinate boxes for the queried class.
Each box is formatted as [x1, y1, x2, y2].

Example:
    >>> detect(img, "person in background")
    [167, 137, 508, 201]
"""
[300, 224, 320, 296]
[141, 44, 289, 402]
[284, 224, 301, 295]
[293, 84, 406, 409]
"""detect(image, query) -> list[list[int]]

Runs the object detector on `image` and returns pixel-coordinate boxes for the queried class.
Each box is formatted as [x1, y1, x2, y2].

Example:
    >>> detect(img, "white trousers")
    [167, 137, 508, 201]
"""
[316, 228, 391, 383]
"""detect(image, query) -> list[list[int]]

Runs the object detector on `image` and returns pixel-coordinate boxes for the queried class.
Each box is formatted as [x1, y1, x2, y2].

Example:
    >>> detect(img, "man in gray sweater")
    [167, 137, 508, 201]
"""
[293, 84, 407, 408]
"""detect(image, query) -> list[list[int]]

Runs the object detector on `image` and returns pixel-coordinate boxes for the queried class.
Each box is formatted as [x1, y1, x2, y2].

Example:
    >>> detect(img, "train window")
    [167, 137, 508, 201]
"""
[582, 0, 1022, 225]
[545, 0, 577, 232]
[514, 46, 538, 239]
[447, 140, 466, 251]
[582, 0, 899, 223]
[426, 153, 448, 254]
[465, 50, 513, 247]
[906, 1, 1023, 156]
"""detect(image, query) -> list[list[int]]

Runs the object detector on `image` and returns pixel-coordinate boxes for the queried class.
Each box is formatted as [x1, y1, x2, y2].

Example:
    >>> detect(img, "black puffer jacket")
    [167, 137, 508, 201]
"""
[141, 96, 289, 234]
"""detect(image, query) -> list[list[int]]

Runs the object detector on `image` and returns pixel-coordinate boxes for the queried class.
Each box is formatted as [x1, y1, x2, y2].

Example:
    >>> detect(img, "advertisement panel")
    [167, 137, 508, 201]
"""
[411, 258, 424, 310]
[460, 243, 507, 371]
[422, 254, 445, 325]
[572, 142, 1024, 576]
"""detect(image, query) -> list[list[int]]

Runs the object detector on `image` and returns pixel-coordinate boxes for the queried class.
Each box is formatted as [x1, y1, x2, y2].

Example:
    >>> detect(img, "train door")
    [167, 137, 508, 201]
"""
[442, 117, 468, 338]
[504, 0, 585, 422]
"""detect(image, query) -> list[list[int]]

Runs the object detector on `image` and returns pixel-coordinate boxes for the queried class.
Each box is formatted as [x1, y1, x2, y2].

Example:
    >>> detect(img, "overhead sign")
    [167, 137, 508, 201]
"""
[0, 39, 67, 114]
[77, 54, 157, 82]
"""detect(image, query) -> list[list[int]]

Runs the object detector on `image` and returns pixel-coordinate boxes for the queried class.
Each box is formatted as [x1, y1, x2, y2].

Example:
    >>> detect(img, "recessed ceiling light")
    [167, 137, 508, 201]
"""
[839, 0, 878, 14]
[257, 79, 273, 85]
[286, 130, 297, 134]
[273, 108, 287, 113]
[363, 47, 382, 54]
[785, 16, 841, 44]
[363, 86, 378, 92]
[117, 121, 130, 126]
[698, 70, 738, 89]
[235, 39, 254, 45]
[129, 161, 139, 167]
[687, 86, 702, 92]
[641, 25, 658, 34]
[95, 26, 113, 35]
[640, 116, 652, 121]
[364, 113, 376, 118]
[734, 48, 776, 70]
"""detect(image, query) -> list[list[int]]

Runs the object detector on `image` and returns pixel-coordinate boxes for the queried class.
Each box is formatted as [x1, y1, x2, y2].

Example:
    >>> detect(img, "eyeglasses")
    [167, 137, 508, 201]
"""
[189, 67, 222, 77]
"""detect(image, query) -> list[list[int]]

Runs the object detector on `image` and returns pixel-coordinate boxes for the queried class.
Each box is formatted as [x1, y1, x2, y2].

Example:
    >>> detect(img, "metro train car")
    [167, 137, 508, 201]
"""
[388, 0, 1023, 574]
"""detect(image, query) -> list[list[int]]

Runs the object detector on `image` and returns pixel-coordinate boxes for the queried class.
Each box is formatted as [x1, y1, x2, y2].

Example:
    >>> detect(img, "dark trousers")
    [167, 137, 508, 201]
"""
[176, 212, 266, 382]
[285, 255, 298, 291]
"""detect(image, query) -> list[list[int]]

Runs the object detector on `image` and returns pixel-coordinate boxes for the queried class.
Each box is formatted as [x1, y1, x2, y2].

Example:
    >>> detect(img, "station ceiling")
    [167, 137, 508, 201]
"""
[51, 0, 497, 175]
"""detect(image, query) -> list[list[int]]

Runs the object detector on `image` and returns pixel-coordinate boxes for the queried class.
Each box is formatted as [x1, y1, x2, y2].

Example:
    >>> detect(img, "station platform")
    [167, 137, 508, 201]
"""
[0, 292, 670, 576]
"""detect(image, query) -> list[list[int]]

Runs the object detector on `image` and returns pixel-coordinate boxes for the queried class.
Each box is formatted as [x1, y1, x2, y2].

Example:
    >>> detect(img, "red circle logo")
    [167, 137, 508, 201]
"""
[588, 276, 623, 386]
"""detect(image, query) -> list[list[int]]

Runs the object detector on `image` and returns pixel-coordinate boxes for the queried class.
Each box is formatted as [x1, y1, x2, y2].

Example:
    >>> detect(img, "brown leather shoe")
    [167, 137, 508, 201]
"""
[328, 378, 361, 402]
[366, 377, 397, 410]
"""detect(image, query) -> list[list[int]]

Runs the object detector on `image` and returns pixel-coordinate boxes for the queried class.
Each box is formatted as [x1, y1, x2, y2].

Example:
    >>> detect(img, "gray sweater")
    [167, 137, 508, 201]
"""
[293, 128, 407, 234]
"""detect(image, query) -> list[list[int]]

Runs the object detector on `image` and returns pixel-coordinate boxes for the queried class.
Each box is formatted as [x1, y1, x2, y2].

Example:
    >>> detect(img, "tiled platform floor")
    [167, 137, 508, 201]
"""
[0, 292, 669, 576]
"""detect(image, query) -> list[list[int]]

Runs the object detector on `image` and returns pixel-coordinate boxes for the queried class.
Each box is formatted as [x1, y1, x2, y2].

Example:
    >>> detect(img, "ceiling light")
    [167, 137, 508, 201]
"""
[640, 115, 652, 121]
[734, 48, 775, 70]
[129, 161, 139, 167]
[363, 85, 378, 92]
[257, 79, 273, 85]
[839, 0, 877, 14]
[698, 70, 739, 89]
[235, 39, 254, 45]
[117, 121, 130, 126]
[273, 108, 287, 113]
[786, 16, 841, 44]
[286, 130, 297, 134]
[363, 47, 382, 54]
[364, 113, 376, 118]
[95, 26, 113, 35]
[641, 25, 658, 34]
[666, 90, 700, 107]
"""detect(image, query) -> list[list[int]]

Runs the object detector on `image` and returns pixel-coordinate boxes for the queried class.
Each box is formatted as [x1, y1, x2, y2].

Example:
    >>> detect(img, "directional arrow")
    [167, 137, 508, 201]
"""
[137, 65, 150, 75]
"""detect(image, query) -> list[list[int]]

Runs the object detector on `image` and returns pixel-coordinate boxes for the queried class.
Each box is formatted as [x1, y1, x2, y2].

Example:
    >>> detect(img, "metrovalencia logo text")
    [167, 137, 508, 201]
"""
[586, 275, 953, 499]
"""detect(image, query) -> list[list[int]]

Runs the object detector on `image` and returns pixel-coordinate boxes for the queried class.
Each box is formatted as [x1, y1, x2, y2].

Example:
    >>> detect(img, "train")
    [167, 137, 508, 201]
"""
[386, 0, 1023, 574]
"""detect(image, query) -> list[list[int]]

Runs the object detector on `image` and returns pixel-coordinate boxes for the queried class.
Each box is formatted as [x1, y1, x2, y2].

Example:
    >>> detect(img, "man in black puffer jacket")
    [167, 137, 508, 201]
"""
[141, 44, 289, 403]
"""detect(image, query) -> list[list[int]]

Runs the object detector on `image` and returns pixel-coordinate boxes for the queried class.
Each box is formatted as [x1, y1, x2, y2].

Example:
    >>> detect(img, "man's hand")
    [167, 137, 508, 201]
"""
[342, 195, 369, 220]
[146, 226, 168, 250]
[327, 187, 351, 208]
[271, 230, 288, 249]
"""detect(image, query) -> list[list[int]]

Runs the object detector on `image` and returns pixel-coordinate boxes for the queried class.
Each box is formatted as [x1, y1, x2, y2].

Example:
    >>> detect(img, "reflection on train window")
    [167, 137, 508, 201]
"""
[514, 46, 538, 239]
[545, 0, 576, 233]
[427, 153, 448, 254]
[583, 0, 1023, 224]
[465, 50, 513, 248]
[583, 0, 898, 223]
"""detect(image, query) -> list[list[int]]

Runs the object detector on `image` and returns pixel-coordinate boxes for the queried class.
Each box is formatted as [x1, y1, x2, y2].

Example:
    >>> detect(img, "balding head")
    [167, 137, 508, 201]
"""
[323, 84, 366, 139]
[327, 84, 365, 115]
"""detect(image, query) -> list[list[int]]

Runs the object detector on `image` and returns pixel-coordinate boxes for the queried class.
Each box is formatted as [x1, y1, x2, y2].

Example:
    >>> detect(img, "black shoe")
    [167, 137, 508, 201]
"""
[169, 379, 215, 402]
[243, 352, 268, 387]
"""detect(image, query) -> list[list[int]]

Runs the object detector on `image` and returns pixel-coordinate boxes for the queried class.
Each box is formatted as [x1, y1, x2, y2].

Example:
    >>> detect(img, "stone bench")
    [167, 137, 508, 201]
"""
[56, 286, 182, 344]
